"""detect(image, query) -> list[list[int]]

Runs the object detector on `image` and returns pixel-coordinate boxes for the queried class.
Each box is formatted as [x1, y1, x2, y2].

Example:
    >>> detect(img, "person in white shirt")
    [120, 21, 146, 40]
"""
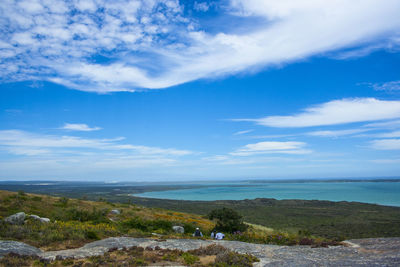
[215, 232, 225, 240]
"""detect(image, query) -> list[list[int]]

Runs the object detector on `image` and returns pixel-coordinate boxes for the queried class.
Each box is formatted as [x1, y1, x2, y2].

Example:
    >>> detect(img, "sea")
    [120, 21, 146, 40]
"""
[134, 180, 400, 207]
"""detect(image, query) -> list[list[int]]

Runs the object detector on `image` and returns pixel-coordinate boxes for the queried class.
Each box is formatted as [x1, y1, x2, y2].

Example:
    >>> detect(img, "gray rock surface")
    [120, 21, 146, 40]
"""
[172, 225, 185, 233]
[0, 241, 42, 257]
[39, 217, 50, 223]
[1, 237, 400, 266]
[4, 212, 26, 225]
[110, 209, 120, 215]
[29, 214, 50, 223]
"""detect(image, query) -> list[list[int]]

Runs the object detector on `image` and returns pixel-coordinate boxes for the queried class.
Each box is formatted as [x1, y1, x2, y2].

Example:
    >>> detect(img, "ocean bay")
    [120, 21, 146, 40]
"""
[134, 181, 400, 207]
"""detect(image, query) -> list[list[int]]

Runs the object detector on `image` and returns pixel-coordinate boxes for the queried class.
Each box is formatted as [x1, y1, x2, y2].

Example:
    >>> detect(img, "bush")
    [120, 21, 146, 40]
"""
[64, 207, 108, 223]
[181, 252, 199, 265]
[85, 230, 100, 240]
[123, 217, 173, 233]
[215, 251, 259, 267]
[208, 208, 248, 233]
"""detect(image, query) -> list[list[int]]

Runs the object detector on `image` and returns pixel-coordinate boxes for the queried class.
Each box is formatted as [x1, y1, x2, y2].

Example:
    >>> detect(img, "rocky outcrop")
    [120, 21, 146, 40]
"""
[1, 237, 400, 266]
[0, 241, 42, 257]
[172, 225, 185, 233]
[4, 212, 26, 225]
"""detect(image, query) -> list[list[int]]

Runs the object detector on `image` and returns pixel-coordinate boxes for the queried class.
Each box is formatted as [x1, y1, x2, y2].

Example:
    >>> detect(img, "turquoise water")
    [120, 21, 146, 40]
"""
[134, 181, 400, 206]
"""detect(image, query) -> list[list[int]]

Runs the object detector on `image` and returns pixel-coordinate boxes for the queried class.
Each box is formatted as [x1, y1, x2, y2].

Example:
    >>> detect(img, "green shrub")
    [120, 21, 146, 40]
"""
[31, 196, 42, 202]
[85, 230, 100, 240]
[181, 252, 199, 265]
[63, 207, 108, 223]
[123, 217, 173, 233]
[57, 197, 69, 207]
[208, 208, 248, 233]
[215, 251, 259, 267]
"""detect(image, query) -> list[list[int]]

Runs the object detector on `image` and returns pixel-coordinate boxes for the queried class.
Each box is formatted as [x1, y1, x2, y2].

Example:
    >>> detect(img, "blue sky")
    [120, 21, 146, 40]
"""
[1, 0, 400, 181]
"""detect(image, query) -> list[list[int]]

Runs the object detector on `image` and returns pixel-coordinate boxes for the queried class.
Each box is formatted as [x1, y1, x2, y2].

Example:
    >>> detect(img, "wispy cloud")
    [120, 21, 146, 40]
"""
[0, 130, 193, 156]
[231, 141, 311, 156]
[370, 139, 400, 150]
[307, 129, 370, 138]
[374, 131, 400, 138]
[370, 158, 400, 164]
[234, 98, 400, 128]
[1, 1, 400, 92]
[364, 119, 400, 129]
[61, 123, 102, 131]
[371, 80, 400, 91]
[233, 129, 253, 135]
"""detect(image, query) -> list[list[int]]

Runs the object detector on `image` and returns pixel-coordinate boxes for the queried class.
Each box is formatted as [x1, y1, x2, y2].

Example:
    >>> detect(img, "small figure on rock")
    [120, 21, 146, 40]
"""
[215, 232, 225, 240]
[210, 230, 216, 239]
[193, 227, 203, 237]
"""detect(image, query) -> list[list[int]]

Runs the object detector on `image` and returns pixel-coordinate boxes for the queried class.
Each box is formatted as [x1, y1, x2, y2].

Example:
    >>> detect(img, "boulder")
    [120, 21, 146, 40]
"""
[39, 217, 50, 223]
[4, 212, 26, 225]
[0, 240, 42, 257]
[29, 215, 41, 220]
[172, 226, 185, 234]
[29, 214, 50, 223]
[110, 209, 121, 215]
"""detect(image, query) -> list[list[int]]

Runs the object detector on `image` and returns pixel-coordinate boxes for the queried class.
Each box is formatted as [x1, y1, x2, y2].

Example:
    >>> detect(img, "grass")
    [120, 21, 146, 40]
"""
[0, 190, 213, 250]
[0, 190, 341, 248]
[129, 197, 400, 240]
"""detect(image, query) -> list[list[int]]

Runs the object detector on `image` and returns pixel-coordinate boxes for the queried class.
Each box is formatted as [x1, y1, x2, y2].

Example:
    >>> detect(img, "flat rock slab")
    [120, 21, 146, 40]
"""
[0, 240, 42, 257]
[1, 237, 400, 266]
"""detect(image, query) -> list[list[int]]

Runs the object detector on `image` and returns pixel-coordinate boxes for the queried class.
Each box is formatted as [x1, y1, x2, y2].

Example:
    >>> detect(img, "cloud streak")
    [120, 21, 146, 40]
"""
[1, 0, 400, 92]
[0, 130, 192, 156]
[370, 139, 400, 150]
[61, 123, 102, 131]
[231, 141, 310, 156]
[235, 98, 400, 128]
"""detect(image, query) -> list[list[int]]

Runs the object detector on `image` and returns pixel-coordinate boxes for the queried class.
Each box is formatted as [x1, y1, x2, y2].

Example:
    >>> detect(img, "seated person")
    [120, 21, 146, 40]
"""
[215, 232, 225, 240]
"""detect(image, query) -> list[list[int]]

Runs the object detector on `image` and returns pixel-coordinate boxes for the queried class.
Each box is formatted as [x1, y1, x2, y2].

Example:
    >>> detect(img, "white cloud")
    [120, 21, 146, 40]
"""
[194, 2, 210, 12]
[0, 130, 193, 156]
[370, 139, 400, 150]
[371, 80, 400, 91]
[235, 98, 400, 128]
[307, 129, 369, 138]
[231, 141, 310, 156]
[1, 1, 400, 92]
[364, 119, 400, 129]
[61, 123, 102, 131]
[233, 129, 253, 135]
[370, 158, 400, 164]
[375, 131, 400, 138]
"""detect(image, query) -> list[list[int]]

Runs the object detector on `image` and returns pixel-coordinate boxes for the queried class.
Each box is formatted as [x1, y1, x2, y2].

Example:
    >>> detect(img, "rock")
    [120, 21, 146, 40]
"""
[29, 214, 50, 223]
[39, 217, 50, 223]
[0, 240, 42, 257]
[2, 237, 400, 266]
[172, 225, 185, 234]
[4, 212, 26, 225]
[110, 209, 120, 215]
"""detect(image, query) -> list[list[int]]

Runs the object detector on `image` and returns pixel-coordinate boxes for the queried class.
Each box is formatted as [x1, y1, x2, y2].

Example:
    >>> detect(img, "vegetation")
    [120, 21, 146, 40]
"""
[0, 190, 341, 247]
[3, 181, 399, 241]
[0, 190, 213, 250]
[129, 197, 400, 241]
[208, 208, 248, 233]
[0, 244, 259, 267]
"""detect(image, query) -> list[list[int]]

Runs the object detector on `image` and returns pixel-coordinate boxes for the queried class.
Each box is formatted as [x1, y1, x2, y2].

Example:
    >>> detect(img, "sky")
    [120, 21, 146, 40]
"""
[1, 0, 400, 181]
